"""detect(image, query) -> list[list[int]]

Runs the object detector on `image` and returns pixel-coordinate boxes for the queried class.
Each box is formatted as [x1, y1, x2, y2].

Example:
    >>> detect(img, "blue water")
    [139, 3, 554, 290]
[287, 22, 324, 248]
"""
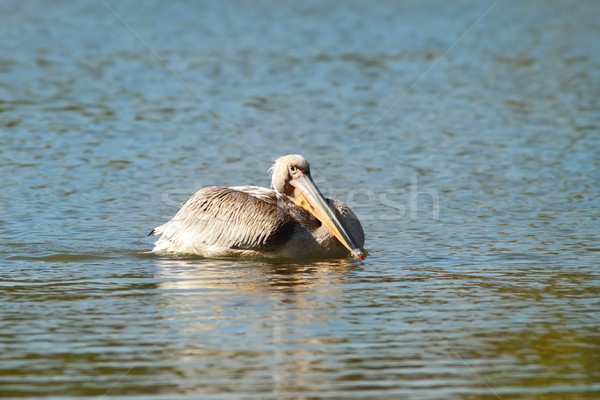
[1, 1, 599, 399]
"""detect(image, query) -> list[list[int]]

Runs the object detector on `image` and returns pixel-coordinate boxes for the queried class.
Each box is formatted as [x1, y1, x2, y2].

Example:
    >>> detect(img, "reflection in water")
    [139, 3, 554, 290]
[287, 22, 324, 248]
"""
[150, 258, 600, 398]
[155, 257, 354, 295]
[479, 326, 600, 393]
[1, 0, 599, 398]
[1, 256, 598, 397]
[155, 257, 356, 395]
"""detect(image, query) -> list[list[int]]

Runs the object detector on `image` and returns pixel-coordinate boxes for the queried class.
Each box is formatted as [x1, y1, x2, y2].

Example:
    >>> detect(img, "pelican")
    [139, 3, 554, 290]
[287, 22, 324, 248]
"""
[149, 154, 365, 259]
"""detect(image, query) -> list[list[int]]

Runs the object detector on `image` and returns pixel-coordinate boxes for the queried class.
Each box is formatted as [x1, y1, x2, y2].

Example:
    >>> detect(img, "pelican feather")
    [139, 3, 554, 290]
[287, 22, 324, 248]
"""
[150, 155, 366, 259]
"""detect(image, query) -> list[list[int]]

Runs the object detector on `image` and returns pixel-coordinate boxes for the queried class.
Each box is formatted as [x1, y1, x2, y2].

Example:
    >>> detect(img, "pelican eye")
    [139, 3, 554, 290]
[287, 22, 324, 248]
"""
[289, 165, 297, 173]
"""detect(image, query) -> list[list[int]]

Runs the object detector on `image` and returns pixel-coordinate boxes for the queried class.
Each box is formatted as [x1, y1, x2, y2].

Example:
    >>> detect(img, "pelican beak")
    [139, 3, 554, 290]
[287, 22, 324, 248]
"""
[290, 173, 365, 260]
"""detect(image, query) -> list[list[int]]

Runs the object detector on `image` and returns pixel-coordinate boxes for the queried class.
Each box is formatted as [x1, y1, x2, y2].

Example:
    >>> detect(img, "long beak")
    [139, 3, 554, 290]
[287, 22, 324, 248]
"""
[290, 173, 365, 260]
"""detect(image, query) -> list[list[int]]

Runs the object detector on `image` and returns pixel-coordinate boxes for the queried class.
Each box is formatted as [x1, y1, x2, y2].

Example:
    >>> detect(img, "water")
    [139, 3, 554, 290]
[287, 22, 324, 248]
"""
[1, 0, 599, 398]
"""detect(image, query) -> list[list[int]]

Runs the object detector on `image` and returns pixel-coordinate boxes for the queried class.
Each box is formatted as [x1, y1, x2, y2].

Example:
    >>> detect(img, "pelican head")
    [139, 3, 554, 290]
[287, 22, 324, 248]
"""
[270, 154, 365, 260]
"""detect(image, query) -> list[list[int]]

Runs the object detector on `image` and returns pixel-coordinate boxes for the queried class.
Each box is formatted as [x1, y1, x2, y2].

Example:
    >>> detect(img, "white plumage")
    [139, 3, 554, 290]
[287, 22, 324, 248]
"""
[150, 155, 365, 259]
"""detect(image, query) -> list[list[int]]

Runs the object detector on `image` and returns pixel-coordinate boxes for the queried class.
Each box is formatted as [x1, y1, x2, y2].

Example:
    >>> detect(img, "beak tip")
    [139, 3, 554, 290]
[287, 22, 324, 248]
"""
[354, 250, 365, 260]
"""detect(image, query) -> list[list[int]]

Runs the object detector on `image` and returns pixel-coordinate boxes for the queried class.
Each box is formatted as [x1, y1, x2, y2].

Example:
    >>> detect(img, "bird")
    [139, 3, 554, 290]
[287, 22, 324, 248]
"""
[149, 154, 365, 259]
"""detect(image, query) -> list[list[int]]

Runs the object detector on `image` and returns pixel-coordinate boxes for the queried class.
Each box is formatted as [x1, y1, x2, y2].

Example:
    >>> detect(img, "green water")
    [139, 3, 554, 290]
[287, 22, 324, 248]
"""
[1, 1, 599, 399]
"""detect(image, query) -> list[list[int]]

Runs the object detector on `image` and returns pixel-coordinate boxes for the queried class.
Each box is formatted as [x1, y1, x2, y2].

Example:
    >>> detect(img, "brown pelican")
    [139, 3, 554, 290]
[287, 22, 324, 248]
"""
[149, 154, 365, 259]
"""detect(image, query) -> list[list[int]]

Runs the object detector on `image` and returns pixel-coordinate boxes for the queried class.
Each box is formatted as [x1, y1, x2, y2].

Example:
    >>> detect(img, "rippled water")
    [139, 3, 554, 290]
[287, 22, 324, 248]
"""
[1, 1, 599, 399]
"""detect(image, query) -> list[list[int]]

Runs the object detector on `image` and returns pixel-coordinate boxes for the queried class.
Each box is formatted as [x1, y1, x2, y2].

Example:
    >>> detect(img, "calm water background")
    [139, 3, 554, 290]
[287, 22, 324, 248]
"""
[1, 1, 599, 399]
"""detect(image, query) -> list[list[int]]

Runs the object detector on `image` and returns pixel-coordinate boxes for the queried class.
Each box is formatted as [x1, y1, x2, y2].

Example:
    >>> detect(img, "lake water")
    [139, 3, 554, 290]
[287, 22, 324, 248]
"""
[1, 1, 599, 399]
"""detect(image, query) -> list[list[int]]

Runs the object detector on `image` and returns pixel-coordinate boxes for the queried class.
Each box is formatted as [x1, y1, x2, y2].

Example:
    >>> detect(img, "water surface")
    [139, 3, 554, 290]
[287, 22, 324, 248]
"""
[1, 1, 599, 399]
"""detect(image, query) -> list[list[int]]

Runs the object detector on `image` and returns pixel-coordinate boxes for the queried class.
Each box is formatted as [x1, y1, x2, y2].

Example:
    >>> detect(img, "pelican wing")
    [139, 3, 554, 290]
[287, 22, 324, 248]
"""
[151, 186, 296, 255]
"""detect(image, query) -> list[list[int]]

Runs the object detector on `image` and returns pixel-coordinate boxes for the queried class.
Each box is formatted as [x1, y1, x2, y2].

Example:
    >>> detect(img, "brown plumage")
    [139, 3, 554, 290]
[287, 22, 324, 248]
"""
[150, 155, 365, 259]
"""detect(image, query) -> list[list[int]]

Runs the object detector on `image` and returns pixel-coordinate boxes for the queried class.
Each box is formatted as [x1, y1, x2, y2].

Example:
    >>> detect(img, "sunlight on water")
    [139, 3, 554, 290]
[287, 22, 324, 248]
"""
[1, 0, 599, 399]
